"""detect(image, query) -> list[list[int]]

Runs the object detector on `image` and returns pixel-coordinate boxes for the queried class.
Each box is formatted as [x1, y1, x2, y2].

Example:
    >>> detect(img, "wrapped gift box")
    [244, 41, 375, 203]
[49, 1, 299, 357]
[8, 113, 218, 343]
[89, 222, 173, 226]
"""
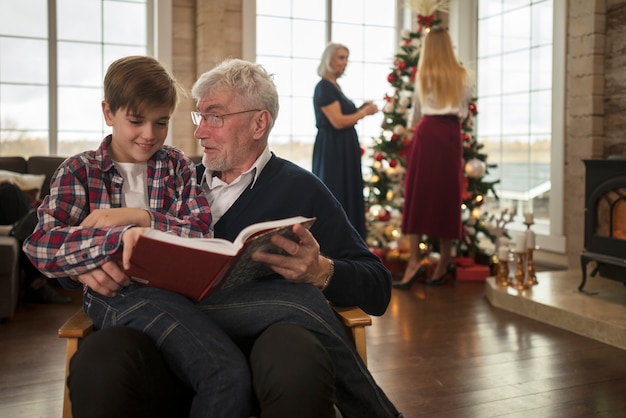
[453, 257, 491, 282]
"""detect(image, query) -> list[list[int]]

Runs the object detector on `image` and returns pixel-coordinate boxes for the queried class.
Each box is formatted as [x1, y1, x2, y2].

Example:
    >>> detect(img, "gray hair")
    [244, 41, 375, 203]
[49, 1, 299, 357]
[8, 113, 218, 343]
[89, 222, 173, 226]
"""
[317, 42, 349, 78]
[191, 59, 279, 129]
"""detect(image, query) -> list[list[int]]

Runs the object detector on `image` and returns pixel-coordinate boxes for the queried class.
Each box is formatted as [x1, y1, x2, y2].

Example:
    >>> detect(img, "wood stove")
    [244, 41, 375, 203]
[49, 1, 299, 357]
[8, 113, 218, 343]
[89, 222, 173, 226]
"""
[580, 157, 626, 290]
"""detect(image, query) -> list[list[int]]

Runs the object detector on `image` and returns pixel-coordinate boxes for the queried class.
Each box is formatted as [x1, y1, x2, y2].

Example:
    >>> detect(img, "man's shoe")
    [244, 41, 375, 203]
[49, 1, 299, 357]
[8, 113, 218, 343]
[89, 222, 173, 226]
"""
[25, 283, 72, 304]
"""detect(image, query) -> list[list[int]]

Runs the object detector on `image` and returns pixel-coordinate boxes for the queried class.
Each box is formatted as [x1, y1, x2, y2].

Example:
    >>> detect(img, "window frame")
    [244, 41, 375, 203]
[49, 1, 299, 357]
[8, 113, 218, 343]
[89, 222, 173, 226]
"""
[450, 0, 565, 255]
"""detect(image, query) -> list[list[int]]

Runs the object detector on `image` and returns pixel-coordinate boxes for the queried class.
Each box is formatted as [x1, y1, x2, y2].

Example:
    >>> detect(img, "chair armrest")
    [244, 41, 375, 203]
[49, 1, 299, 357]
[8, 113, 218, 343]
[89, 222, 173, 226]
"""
[331, 305, 371, 365]
[58, 309, 94, 339]
[58, 309, 94, 418]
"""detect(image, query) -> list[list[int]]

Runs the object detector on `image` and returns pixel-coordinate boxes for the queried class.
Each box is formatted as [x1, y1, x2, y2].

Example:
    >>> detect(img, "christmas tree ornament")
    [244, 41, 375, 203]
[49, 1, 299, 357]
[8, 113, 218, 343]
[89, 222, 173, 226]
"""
[464, 158, 486, 178]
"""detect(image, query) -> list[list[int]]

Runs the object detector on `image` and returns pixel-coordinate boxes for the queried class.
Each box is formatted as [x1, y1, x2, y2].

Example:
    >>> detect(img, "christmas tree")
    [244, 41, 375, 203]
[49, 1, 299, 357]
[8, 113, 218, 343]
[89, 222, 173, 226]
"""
[364, 1, 499, 266]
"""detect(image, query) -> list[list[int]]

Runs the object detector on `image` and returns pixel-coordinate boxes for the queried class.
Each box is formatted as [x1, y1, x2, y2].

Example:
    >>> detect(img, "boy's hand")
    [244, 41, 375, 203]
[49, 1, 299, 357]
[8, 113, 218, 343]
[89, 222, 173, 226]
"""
[121, 227, 149, 271]
[81, 208, 151, 228]
[75, 260, 130, 297]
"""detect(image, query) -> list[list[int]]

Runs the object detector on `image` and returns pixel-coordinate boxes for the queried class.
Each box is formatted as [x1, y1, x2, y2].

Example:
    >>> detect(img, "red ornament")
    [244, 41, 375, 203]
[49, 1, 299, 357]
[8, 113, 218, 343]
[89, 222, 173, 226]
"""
[463, 133, 471, 141]
[360, 146, 365, 156]
[377, 210, 391, 221]
[374, 152, 384, 161]
[389, 159, 398, 168]
[397, 61, 406, 71]
[410, 66, 418, 82]
[387, 72, 397, 83]
[391, 134, 400, 142]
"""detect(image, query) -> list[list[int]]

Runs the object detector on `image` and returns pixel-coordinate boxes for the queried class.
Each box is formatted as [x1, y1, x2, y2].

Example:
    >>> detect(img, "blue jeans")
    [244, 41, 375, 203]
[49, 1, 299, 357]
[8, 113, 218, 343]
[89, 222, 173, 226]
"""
[83, 286, 252, 418]
[197, 278, 400, 418]
[85, 278, 400, 418]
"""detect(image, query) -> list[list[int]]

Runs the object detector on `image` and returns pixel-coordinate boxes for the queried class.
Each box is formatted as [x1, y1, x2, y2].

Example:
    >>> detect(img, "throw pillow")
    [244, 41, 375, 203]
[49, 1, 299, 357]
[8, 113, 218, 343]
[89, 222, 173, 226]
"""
[0, 170, 46, 202]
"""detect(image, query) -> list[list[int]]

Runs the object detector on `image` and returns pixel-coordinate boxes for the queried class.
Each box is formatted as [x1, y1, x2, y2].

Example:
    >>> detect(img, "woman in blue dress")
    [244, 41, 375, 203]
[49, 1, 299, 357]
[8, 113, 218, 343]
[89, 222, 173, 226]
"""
[312, 42, 378, 239]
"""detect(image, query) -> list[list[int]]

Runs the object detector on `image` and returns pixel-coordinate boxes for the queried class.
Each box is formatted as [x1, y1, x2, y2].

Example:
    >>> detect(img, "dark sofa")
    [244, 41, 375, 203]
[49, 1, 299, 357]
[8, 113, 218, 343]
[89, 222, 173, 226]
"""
[0, 156, 67, 319]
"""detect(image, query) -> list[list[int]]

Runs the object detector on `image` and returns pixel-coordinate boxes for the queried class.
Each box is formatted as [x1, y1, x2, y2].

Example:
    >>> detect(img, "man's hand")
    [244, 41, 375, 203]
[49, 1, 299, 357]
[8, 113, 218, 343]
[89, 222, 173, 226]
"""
[250, 223, 332, 288]
[75, 260, 130, 297]
[80, 208, 151, 228]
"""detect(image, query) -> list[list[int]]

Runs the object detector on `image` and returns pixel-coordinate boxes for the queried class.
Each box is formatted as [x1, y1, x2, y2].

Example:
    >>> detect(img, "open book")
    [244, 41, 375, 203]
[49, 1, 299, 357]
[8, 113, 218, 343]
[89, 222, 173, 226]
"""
[126, 216, 316, 301]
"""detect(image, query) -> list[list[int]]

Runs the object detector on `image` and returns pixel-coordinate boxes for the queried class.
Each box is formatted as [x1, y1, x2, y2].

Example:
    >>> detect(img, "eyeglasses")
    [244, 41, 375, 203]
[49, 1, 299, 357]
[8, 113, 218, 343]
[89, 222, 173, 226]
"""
[190, 109, 261, 128]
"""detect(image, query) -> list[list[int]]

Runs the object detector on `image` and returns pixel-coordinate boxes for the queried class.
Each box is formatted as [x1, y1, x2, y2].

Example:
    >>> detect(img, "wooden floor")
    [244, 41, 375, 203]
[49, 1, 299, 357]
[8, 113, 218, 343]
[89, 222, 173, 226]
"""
[1, 280, 626, 418]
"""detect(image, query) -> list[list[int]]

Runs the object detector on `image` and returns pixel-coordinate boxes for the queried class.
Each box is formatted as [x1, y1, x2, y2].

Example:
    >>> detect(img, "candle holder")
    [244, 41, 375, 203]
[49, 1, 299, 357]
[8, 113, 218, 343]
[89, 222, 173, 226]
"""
[496, 255, 510, 286]
[513, 252, 526, 290]
[526, 248, 538, 285]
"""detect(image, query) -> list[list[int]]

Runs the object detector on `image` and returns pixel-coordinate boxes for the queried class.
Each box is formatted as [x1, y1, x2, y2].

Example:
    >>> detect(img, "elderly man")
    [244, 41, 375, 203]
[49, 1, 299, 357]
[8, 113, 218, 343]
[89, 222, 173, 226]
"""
[67, 59, 401, 418]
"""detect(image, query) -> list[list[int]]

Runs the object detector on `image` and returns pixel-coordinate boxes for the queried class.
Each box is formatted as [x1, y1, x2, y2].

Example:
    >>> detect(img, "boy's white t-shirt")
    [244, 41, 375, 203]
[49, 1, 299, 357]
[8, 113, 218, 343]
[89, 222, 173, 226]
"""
[113, 161, 150, 209]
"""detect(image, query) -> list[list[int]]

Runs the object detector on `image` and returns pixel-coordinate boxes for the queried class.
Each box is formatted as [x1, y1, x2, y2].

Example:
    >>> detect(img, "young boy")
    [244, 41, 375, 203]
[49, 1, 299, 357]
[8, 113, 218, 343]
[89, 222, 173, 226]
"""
[23, 56, 252, 417]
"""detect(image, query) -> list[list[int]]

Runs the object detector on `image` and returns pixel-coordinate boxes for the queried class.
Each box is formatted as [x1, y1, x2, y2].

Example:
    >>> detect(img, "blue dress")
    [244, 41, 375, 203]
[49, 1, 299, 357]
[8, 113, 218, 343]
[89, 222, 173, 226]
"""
[312, 79, 366, 238]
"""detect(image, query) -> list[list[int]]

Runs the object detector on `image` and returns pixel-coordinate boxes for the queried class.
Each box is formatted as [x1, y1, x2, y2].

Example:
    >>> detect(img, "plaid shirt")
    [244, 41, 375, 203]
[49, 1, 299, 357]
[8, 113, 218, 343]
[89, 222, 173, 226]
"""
[23, 136, 212, 278]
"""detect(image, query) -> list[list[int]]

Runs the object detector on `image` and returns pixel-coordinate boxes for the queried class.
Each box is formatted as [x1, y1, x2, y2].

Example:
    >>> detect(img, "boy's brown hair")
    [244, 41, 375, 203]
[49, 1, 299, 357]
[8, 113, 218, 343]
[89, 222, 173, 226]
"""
[103, 55, 185, 116]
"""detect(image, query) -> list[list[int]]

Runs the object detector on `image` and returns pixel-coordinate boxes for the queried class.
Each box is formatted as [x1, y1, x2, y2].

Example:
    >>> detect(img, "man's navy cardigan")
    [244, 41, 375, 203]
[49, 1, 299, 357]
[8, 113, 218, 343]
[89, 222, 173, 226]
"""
[199, 154, 391, 316]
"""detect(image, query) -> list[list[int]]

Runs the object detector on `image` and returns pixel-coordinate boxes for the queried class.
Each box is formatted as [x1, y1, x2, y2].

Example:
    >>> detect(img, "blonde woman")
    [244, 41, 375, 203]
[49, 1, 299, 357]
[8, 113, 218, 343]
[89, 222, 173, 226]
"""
[394, 27, 473, 289]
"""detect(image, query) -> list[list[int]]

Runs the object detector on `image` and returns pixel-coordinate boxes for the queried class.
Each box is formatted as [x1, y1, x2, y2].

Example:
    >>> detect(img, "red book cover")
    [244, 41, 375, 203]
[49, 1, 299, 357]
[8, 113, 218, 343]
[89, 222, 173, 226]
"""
[126, 216, 316, 300]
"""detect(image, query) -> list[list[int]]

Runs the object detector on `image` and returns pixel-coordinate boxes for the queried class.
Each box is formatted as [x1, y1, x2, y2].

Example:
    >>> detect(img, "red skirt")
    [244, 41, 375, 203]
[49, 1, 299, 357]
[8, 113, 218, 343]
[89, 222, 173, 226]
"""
[401, 115, 463, 239]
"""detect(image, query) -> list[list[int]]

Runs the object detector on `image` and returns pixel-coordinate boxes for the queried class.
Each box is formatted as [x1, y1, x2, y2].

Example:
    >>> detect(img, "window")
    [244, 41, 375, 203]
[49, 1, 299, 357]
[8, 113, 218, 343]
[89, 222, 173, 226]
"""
[476, 0, 564, 250]
[251, 0, 398, 170]
[0, 0, 149, 157]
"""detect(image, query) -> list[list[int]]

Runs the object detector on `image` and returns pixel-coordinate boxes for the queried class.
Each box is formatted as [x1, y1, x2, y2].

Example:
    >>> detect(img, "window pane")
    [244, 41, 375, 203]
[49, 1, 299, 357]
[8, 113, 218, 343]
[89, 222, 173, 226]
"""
[272, 96, 291, 137]
[0, 0, 47, 37]
[58, 0, 102, 42]
[502, 50, 530, 94]
[477, 96, 502, 136]
[0, 85, 48, 132]
[502, 92, 530, 135]
[293, 19, 327, 59]
[291, 58, 319, 97]
[58, 42, 104, 87]
[257, 16, 292, 56]
[530, 90, 551, 134]
[477, 55, 502, 96]
[532, 1, 553, 46]
[262, 57, 292, 95]
[103, 0, 146, 45]
[332, 23, 365, 61]
[531, 45, 552, 90]
[364, 0, 394, 25]
[502, 7, 530, 53]
[363, 26, 395, 62]
[58, 87, 103, 132]
[58, 131, 104, 155]
[103, 45, 146, 68]
[333, 0, 364, 24]
[293, 0, 325, 20]
[292, 97, 315, 136]
[478, 15, 502, 57]
[257, 0, 291, 17]
[478, 0, 502, 18]
[478, 0, 554, 223]
[0, 38, 48, 84]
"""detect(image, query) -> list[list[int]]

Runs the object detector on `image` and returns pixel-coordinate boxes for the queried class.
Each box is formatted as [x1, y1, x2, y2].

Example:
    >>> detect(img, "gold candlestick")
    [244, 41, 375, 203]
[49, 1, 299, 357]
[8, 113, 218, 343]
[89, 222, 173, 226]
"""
[526, 248, 538, 285]
[496, 260, 509, 286]
[513, 252, 526, 290]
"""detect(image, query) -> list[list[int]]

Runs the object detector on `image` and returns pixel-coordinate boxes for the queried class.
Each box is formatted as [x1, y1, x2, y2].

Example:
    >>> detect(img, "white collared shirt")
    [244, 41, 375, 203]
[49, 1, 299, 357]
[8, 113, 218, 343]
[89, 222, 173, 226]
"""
[201, 146, 272, 225]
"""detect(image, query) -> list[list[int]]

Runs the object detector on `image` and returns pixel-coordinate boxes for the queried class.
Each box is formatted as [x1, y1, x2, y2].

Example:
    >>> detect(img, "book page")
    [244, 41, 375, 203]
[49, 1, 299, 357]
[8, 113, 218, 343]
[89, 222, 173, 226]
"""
[232, 216, 316, 247]
[141, 229, 240, 256]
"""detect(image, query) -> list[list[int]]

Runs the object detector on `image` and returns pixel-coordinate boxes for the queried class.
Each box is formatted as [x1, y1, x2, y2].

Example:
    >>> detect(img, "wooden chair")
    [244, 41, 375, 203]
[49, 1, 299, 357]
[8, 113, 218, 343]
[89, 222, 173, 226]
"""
[58, 305, 371, 418]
